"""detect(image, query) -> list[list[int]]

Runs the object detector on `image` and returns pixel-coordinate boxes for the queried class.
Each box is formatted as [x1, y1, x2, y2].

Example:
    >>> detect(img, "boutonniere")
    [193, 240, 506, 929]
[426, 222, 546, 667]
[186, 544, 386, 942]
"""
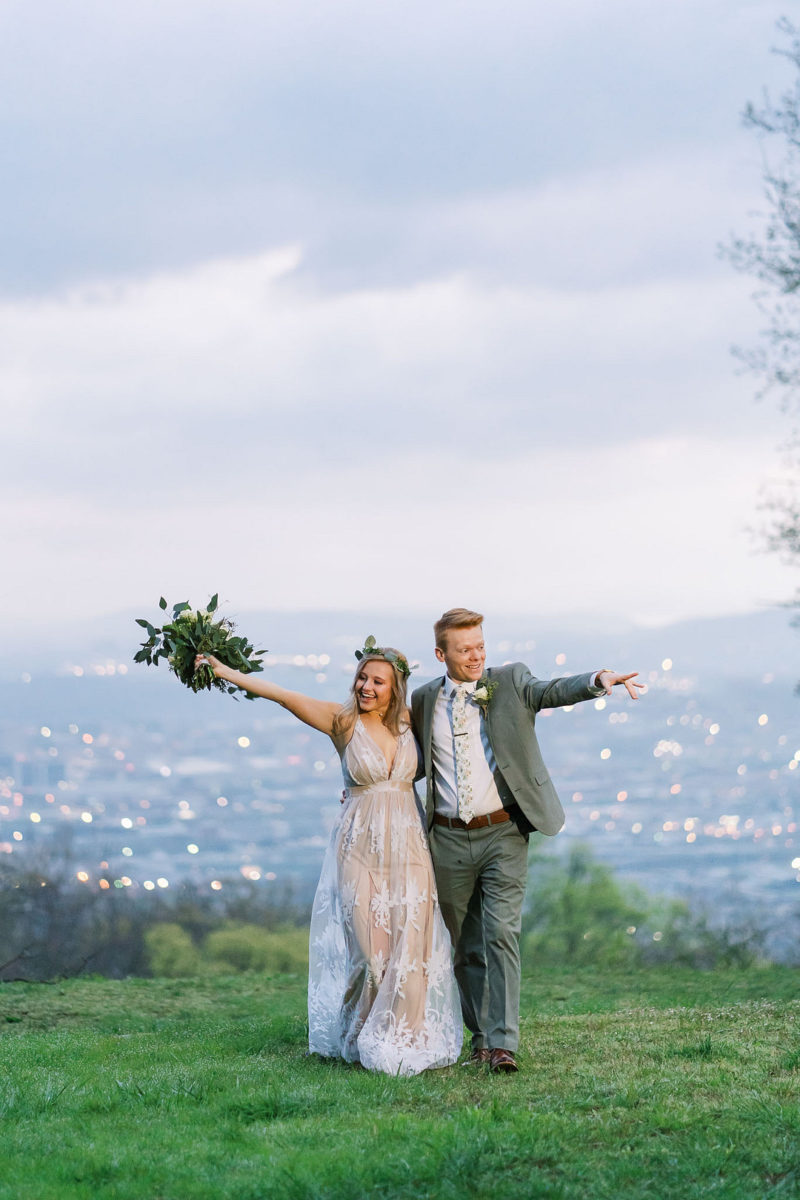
[472, 677, 498, 712]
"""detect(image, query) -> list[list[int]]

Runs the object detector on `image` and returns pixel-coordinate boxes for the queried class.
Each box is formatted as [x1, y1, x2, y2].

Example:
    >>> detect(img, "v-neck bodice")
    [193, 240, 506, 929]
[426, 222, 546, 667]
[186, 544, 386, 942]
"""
[342, 718, 417, 788]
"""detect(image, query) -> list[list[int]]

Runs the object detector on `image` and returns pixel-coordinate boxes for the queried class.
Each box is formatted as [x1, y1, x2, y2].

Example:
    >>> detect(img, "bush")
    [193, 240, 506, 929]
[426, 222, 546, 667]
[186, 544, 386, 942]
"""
[0, 847, 312, 982]
[145, 923, 202, 978]
[523, 844, 650, 968]
[522, 844, 767, 970]
[636, 903, 766, 969]
[0, 843, 768, 982]
[205, 924, 308, 975]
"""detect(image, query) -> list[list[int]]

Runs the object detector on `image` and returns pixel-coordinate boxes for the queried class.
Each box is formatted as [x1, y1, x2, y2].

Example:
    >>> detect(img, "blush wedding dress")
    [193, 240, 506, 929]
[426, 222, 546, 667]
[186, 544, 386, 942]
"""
[307, 719, 462, 1075]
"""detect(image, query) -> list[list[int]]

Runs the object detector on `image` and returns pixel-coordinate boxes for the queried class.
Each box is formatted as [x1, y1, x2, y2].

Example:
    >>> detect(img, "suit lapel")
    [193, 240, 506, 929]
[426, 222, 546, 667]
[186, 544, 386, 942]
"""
[421, 677, 443, 774]
[482, 666, 496, 744]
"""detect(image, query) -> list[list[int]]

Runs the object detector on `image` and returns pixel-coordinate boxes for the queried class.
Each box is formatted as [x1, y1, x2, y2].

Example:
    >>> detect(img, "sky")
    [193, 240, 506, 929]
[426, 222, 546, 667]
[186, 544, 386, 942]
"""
[4, 0, 800, 633]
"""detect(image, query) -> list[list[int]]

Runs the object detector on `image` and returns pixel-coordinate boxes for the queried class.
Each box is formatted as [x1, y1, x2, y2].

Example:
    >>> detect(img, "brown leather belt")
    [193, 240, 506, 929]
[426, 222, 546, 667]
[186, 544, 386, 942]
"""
[433, 809, 511, 831]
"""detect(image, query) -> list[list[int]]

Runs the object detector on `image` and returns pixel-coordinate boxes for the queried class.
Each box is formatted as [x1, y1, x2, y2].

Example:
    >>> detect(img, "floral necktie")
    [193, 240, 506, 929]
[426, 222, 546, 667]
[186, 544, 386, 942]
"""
[452, 684, 475, 823]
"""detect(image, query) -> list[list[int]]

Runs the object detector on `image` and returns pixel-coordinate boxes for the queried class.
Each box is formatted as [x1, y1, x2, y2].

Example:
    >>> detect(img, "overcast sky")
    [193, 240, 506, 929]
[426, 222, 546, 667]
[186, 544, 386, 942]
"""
[4, 0, 800, 633]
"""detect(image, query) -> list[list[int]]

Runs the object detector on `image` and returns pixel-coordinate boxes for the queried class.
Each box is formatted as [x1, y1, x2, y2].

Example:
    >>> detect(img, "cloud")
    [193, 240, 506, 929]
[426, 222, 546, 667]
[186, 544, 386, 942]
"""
[4, 432, 794, 628]
[3, 0, 795, 628]
[3, 234, 780, 510]
[0, 0, 788, 291]
[355, 151, 762, 290]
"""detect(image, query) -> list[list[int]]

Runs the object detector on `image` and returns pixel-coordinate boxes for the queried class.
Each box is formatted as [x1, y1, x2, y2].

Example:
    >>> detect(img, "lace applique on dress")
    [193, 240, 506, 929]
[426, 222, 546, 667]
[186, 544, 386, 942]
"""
[307, 719, 462, 1075]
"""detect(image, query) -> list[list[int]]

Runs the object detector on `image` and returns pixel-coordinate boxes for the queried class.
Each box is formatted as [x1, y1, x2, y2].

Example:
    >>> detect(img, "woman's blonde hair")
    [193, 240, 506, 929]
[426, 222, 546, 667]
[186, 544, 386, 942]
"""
[332, 650, 409, 742]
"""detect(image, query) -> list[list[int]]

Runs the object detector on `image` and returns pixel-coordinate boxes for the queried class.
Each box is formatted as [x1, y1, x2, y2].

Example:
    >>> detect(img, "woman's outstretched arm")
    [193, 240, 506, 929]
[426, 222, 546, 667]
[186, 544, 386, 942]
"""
[196, 653, 341, 736]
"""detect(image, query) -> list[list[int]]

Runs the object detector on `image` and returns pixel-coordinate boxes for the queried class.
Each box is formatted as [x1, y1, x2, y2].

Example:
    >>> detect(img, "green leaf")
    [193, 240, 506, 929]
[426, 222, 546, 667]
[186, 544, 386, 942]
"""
[137, 593, 267, 700]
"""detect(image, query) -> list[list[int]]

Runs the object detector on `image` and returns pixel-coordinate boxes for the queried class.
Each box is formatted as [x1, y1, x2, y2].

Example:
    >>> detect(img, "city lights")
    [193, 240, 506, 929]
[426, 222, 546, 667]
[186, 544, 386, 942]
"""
[0, 640, 796, 962]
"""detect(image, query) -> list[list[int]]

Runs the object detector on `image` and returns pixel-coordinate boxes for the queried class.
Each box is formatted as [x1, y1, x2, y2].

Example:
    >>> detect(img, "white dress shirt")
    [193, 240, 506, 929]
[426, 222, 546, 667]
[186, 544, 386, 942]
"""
[430, 670, 605, 819]
[431, 676, 504, 818]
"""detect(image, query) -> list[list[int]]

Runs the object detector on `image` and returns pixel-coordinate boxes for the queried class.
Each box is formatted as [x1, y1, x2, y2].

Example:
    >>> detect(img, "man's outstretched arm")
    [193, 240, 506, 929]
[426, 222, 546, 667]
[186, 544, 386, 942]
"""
[517, 666, 644, 711]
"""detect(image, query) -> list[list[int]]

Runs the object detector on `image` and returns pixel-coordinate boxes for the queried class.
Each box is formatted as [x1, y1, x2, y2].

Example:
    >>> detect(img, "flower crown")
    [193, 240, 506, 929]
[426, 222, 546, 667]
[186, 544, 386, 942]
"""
[354, 635, 412, 678]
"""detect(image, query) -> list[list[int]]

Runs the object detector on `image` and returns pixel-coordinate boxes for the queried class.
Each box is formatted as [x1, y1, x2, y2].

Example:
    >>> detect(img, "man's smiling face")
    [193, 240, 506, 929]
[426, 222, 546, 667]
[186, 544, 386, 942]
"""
[435, 625, 486, 682]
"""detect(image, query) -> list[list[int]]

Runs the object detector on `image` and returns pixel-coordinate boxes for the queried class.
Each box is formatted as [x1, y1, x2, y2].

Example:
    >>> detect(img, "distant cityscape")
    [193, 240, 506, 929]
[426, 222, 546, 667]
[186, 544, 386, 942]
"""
[2, 609, 799, 959]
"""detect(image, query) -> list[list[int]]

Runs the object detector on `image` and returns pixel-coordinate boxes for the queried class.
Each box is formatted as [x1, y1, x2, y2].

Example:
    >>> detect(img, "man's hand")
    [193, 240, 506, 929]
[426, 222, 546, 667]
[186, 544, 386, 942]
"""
[596, 670, 644, 700]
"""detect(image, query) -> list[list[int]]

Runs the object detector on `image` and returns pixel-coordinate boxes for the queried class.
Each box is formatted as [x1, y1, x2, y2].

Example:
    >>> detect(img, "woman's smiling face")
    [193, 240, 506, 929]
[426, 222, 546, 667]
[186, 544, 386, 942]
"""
[354, 659, 395, 717]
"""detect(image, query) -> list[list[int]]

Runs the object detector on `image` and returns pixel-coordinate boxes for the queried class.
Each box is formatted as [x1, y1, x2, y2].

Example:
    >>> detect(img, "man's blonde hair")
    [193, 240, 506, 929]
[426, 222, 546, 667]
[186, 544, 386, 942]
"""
[434, 608, 484, 650]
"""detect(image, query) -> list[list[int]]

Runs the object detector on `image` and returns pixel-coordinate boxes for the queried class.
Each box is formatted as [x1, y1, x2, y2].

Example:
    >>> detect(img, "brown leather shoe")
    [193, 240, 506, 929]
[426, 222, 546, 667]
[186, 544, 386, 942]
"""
[462, 1047, 491, 1065]
[489, 1049, 519, 1074]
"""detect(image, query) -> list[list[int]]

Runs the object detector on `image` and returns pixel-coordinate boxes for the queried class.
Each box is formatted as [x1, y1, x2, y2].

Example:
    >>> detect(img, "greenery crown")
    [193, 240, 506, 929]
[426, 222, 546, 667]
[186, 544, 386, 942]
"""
[354, 635, 412, 678]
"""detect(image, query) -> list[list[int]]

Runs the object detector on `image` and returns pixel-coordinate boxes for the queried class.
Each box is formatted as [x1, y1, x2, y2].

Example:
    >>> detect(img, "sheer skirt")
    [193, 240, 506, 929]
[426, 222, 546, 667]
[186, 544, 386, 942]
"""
[307, 723, 462, 1075]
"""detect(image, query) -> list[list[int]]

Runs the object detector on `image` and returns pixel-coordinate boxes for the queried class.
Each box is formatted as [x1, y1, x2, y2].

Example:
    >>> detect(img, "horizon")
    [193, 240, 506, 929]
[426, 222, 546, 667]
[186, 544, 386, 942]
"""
[10, 595, 799, 631]
[4, 604, 797, 687]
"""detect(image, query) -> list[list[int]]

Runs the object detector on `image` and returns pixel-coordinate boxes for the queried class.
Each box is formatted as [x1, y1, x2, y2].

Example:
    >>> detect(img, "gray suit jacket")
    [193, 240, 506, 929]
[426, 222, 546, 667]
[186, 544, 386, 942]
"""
[410, 663, 602, 837]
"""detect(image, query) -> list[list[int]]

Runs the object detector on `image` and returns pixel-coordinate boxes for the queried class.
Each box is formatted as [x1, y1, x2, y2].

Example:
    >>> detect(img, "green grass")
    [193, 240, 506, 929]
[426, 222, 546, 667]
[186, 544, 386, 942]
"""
[1, 967, 798, 1199]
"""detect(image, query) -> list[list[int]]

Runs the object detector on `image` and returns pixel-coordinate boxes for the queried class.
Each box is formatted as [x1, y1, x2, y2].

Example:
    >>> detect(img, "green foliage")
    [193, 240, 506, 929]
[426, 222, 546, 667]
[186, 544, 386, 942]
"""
[204, 924, 308, 975]
[636, 901, 766, 969]
[144, 924, 201, 978]
[353, 634, 412, 678]
[0, 850, 311, 983]
[524, 844, 648, 968]
[142, 923, 308, 978]
[0, 843, 770, 989]
[133, 594, 265, 699]
[523, 845, 766, 970]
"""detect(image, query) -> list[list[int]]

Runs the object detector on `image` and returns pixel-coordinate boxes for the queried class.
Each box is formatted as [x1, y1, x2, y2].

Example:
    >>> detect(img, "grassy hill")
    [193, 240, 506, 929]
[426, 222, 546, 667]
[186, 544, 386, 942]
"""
[1, 968, 798, 1199]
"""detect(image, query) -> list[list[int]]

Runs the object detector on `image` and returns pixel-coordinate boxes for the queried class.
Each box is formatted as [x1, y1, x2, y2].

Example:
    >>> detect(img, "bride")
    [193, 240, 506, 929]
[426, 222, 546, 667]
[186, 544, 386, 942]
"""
[196, 639, 462, 1075]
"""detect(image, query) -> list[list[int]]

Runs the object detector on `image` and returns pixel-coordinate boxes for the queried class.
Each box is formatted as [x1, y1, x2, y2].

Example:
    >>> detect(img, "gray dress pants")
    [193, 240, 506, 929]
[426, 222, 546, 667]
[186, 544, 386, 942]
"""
[430, 819, 529, 1052]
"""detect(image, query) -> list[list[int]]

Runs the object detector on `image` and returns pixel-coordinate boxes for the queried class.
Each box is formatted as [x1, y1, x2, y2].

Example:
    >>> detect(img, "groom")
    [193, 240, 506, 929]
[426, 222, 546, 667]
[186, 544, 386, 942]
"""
[410, 607, 641, 1074]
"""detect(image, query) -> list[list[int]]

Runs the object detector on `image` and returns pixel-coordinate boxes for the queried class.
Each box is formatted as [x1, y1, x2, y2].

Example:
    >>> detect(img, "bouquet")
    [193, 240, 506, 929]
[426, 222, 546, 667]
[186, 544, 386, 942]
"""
[133, 595, 265, 699]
